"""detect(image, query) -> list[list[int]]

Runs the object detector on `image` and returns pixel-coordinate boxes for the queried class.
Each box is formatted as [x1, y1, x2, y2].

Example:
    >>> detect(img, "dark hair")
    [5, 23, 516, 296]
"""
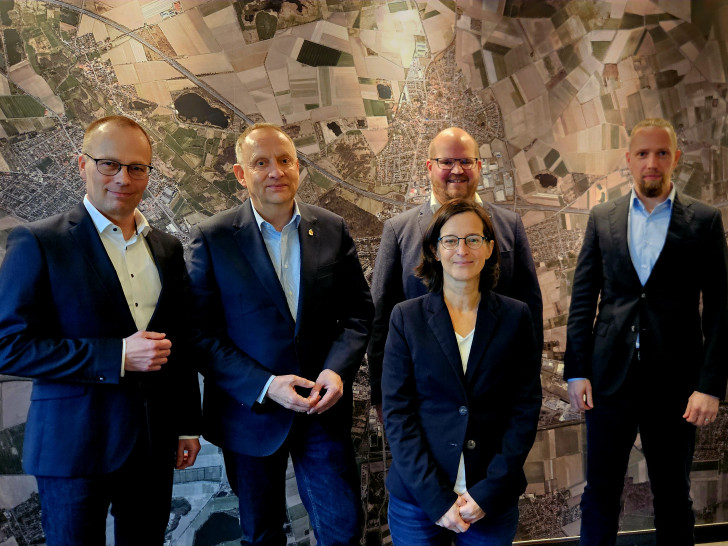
[415, 199, 500, 293]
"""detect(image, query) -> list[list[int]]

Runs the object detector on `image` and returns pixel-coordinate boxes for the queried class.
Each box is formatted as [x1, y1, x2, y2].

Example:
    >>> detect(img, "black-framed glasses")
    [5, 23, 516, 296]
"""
[438, 235, 490, 250]
[430, 158, 479, 170]
[84, 153, 153, 179]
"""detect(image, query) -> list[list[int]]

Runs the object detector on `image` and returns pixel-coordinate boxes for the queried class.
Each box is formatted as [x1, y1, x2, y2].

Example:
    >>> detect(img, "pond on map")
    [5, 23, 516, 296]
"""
[174, 93, 228, 129]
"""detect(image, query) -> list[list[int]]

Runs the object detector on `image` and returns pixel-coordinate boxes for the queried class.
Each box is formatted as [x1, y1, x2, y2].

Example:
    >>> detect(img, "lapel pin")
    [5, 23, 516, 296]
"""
[308, 228, 314, 236]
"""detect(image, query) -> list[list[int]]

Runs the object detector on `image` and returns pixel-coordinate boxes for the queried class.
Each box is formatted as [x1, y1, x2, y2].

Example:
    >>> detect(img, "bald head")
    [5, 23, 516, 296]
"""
[428, 127, 479, 159]
[83, 115, 152, 156]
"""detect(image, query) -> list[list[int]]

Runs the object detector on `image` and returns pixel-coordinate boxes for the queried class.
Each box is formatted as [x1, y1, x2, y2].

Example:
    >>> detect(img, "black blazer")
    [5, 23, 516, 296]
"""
[564, 191, 728, 399]
[0, 204, 201, 477]
[382, 291, 542, 523]
[186, 200, 373, 457]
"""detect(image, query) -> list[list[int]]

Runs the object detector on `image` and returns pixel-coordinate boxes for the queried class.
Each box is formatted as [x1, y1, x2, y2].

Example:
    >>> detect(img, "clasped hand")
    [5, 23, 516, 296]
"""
[124, 331, 171, 372]
[435, 492, 484, 533]
[266, 369, 344, 414]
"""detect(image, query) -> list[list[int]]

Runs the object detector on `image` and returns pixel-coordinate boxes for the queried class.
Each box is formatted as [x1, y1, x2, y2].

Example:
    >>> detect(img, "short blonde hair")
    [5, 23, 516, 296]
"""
[630, 118, 677, 152]
[235, 123, 296, 163]
[83, 115, 152, 153]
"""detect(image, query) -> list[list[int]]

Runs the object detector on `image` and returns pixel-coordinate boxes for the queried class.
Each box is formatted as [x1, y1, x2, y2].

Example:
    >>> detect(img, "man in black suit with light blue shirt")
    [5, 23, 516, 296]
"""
[187, 122, 373, 546]
[565, 118, 728, 545]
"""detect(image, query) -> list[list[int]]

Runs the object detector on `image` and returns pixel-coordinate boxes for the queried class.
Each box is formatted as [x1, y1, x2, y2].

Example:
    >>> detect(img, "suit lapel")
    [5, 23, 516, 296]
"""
[425, 292, 468, 397]
[233, 201, 295, 330]
[67, 204, 136, 330]
[296, 204, 319, 333]
[464, 292, 500, 382]
[608, 194, 642, 288]
[647, 192, 692, 284]
[417, 203, 432, 240]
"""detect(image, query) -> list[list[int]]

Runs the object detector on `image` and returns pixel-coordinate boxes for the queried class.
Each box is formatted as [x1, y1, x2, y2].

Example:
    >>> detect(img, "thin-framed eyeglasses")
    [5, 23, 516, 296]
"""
[438, 235, 490, 250]
[430, 158, 479, 170]
[84, 153, 153, 179]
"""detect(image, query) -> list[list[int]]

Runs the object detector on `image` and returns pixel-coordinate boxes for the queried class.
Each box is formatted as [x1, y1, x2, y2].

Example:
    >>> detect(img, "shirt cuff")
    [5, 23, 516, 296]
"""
[256, 375, 276, 404]
[567, 377, 586, 382]
[178, 436, 199, 440]
[120, 338, 126, 378]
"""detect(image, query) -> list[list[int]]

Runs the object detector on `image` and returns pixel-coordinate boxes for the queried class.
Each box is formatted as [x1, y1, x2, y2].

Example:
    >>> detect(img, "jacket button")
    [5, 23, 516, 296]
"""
[630, 325, 636, 332]
[466, 440, 476, 450]
[458, 406, 468, 416]
[98, 376, 105, 382]
[641, 293, 647, 299]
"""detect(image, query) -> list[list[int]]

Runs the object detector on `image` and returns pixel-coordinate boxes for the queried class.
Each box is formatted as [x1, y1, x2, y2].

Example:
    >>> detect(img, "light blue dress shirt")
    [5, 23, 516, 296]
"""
[250, 201, 302, 401]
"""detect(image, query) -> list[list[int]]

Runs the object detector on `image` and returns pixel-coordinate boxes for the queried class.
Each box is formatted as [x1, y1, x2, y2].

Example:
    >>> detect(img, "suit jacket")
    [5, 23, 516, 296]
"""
[564, 191, 728, 399]
[186, 200, 373, 457]
[382, 291, 542, 523]
[0, 204, 201, 477]
[369, 201, 543, 403]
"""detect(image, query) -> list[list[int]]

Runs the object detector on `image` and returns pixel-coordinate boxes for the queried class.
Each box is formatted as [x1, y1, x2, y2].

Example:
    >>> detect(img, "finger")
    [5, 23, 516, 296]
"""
[143, 331, 167, 340]
[290, 377, 316, 389]
[585, 385, 594, 409]
[682, 400, 693, 419]
[309, 388, 340, 414]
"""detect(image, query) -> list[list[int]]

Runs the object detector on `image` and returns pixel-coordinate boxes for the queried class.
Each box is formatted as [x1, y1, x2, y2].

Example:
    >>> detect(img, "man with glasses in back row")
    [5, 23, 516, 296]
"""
[0, 115, 201, 545]
[368, 126, 543, 422]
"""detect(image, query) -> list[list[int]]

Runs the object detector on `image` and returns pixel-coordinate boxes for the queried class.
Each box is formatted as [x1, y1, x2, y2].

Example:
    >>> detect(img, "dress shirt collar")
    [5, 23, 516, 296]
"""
[250, 199, 301, 232]
[429, 191, 484, 214]
[630, 183, 676, 215]
[83, 195, 151, 238]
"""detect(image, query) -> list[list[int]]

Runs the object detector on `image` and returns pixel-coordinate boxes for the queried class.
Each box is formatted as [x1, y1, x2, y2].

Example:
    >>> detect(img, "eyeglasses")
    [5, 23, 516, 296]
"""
[438, 235, 490, 250]
[84, 153, 153, 179]
[430, 158, 479, 170]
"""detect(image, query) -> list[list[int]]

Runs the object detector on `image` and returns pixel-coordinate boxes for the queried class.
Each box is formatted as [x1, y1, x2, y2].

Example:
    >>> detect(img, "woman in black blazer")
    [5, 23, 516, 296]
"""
[382, 198, 542, 545]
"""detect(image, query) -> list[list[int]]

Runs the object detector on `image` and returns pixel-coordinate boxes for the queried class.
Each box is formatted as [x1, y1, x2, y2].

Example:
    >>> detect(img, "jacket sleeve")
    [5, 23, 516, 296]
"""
[467, 304, 542, 513]
[382, 304, 459, 523]
[367, 219, 405, 404]
[0, 226, 121, 383]
[697, 209, 728, 399]
[186, 225, 274, 407]
[320, 219, 374, 382]
[564, 211, 602, 380]
[510, 214, 544, 351]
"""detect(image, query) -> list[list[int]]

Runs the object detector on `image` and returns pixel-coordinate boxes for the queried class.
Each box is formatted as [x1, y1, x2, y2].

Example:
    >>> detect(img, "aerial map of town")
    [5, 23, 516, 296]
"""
[0, 0, 727, 544]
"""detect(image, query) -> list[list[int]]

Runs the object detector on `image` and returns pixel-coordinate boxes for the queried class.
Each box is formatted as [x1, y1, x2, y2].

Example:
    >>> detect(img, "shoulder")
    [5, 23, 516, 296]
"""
[394, 293, 429, 314]
[489, 291, 529, 318]
[386, 204, 427, 231]
[300, 202, 345, 226]
[484, 203, 518, 224]
[195, 204, 245, 234]
[8, 205, 82, 241]
[676, 192, 720, 220]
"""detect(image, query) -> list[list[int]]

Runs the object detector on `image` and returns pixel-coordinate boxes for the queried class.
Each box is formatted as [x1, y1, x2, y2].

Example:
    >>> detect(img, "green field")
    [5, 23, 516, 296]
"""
[0, 96, 45, 118]
[4, 29, 23, 66]
[363, 99, 386, 117]
[255, 11, 277, 41]
[56, 74, 79, 94]
[297, 40, 354, 67]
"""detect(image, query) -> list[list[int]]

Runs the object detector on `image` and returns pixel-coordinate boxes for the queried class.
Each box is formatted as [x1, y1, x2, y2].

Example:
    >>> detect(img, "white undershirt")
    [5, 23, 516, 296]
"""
[454, 328, 475, 494]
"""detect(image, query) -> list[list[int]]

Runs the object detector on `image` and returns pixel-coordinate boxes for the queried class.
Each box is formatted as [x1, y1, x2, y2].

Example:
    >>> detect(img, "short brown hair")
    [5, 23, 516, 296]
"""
[416, 199, 500, 293]
[83, 115, 152, 152]
[235, 122, 296, 163]
[630, 118, 677, 152]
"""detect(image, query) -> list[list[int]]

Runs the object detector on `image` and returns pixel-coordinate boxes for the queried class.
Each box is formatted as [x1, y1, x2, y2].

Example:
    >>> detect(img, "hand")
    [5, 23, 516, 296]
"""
[267, 375, 316, 412]
[124, 331, 172, 372]
[568, 379, 594, 411]
[683, 391, 719, 427]
[176, 438, 201, 470]
[458, 491, 485, 524]
[374, 403, 383, 424]
[436, 497, 469, 533]
[308, 369, 344, 414]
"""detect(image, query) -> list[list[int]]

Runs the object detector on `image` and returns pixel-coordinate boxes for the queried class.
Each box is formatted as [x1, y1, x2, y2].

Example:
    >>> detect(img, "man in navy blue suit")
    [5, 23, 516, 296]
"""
[0, 115, 201, 545]
[187, 123, 373, 546]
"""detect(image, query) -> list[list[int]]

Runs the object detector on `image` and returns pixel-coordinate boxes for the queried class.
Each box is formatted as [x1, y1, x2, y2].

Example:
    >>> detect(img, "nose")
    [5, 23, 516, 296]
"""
[268, 163, 284, 178]
[646, 153, 659, 168]
[451, 161, 465, 174]
[455, 238, 469, 253]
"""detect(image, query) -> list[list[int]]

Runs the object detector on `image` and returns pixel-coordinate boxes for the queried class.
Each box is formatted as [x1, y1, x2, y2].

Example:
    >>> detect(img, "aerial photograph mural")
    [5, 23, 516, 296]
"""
[0, 0, 727, 544]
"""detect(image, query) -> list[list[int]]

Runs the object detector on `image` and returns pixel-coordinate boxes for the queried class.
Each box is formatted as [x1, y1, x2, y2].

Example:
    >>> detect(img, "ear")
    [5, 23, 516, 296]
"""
[432, 244, 440, 262]
[426, 158, 434, 175]
[673, 149, 682, 167]
[483, 240, 495, 260]
[233, 164, 246, 188]
[625, 151, 631, 167]
[78, 153, 88, 181]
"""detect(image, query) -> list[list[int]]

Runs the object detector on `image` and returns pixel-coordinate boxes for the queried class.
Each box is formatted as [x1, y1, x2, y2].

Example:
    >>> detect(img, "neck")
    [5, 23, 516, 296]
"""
[443, 280, 481, 311]
[635, 184, 672, 214]
[254, 201, 294, 232]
